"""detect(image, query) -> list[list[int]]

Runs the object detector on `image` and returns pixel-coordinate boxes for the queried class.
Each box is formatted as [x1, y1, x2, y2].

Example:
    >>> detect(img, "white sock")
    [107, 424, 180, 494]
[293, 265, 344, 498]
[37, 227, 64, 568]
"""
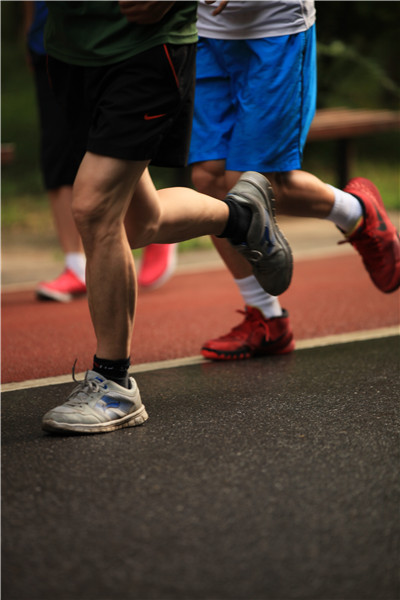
[65, 252, 86, 283]
[234, 275, 282, 319]
[325, 184, 364, 234]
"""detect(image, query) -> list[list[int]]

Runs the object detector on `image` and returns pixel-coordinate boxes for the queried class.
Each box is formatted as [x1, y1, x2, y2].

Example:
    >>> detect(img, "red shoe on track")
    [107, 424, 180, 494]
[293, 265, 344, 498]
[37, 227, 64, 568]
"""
[201, 306, 295, 361]
[344, 177, 400, 293]
[36, 268, 86, 302]
[138, 244, 177, 289]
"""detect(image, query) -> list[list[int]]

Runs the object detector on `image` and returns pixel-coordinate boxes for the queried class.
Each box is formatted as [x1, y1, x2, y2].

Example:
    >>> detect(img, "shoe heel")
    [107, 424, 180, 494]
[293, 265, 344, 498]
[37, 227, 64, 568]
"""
[128, 405, 149, 426]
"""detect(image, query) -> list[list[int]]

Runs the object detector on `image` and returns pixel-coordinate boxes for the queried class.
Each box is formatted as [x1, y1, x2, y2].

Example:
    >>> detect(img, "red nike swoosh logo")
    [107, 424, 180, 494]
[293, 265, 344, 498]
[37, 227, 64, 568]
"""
[144, 113, 167, 120]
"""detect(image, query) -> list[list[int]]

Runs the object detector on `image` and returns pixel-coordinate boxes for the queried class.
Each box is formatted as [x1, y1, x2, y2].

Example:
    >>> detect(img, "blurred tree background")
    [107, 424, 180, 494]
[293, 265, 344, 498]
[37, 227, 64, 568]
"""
[315, 1, 400, 109]
[2, 0, 399, 236]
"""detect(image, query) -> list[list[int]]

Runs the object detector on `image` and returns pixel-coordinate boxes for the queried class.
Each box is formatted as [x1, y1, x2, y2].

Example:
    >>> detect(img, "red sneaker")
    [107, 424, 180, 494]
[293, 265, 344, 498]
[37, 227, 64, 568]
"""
[344, 177, 400, 293]
[138, 244, 177, 289]
[36, 268, 86, 302]
[201, 306, 295, 361]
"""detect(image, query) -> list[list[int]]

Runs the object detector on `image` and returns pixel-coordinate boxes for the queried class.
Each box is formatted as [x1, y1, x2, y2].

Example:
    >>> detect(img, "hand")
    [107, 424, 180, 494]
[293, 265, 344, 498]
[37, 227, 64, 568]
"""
[118, 1, 176, 24]
[205, 1, 229, 16]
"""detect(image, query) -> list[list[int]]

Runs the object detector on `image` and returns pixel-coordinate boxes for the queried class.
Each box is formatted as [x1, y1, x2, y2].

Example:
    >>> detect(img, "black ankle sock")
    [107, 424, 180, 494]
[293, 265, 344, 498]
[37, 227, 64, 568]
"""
[217, 199, 252, 244]
[92, 355, 130, 388]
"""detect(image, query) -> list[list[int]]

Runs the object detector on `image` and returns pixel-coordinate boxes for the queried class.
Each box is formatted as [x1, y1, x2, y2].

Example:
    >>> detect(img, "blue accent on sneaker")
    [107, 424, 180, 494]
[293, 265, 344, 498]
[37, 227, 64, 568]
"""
[101, 396, 120, 409]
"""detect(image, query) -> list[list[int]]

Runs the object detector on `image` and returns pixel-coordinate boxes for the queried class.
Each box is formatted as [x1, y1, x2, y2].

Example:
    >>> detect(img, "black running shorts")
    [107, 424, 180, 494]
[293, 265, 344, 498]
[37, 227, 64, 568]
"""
[47, 43, 197, 167]
[31, 52, 82, 190]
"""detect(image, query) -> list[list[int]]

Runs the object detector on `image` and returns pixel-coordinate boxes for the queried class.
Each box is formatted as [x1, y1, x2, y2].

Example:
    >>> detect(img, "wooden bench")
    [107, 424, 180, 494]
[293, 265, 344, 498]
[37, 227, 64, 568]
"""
[307, 108, 400, 187]
[1, 143, 16, 166]
[2, 109, 399, 186]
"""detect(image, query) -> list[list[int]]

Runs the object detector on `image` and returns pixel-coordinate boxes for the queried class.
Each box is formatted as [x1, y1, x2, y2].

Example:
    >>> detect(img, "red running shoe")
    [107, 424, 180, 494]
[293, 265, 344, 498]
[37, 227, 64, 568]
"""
[138, 244, 177, 289]
[344, 177, 400, 293]
[36, 268, 86, 302]
[201, 306, 295, 361]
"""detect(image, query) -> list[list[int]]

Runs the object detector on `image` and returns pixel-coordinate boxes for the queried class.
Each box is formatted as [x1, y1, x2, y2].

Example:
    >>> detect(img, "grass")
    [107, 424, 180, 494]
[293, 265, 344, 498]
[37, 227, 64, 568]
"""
[2, 37, 399, 250]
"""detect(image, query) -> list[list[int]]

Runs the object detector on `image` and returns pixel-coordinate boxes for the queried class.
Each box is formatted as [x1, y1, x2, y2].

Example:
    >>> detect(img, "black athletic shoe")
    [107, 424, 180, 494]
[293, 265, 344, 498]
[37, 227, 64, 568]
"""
[226, 172, 293, 296]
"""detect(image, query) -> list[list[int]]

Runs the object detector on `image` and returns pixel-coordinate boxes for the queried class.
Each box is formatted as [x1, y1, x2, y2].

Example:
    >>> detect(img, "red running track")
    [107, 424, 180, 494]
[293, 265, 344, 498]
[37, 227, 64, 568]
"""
[2, 253, 399, 384]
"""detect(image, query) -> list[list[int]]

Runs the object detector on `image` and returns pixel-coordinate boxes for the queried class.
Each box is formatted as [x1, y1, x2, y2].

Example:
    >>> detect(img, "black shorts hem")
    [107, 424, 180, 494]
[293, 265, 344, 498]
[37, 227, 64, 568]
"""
[87, 141, 189, 168]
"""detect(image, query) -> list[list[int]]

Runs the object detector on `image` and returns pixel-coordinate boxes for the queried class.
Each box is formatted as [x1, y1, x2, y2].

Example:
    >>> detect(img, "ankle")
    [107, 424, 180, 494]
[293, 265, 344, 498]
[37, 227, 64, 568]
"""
[217, 198, 252, 243]
[92, 355, 130, 388]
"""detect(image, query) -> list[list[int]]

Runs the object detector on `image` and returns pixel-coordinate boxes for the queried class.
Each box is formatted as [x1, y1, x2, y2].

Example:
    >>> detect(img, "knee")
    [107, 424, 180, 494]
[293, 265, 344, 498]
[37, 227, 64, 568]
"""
[71, 179, 122, 248]
[191, 162, 225, 196]
[125, 209, 161, 249]
[71, 192, 104, 236]
[268, 171, 296, 203]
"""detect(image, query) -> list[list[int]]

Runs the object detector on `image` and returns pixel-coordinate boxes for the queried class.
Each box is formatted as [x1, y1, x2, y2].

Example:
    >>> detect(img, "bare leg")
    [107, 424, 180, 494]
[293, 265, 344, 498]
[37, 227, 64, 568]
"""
[48, 186, 84, 254]
[76, 159, 229, 359]
[191, 161, 252, 279]
[125, 168, 229, 248]
[36, 185, 86, 300]
[73, 154, 148, 360]
[124, 168, 162, 246]
[267, 170, 335, 218]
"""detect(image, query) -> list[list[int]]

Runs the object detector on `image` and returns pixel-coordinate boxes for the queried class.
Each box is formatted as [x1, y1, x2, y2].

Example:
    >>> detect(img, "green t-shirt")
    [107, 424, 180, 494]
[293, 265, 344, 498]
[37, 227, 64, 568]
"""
[45, 1, 198, 66]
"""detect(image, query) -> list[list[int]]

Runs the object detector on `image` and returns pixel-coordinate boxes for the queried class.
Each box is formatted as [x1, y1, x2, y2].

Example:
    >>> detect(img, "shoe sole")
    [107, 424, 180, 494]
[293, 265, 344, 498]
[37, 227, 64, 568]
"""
[246, 173, 293, 294]
[202, 338, 296, 361]
[42, 404, 148, 434]
[36, 288, 86, 303]
[230, 172, 293, 296]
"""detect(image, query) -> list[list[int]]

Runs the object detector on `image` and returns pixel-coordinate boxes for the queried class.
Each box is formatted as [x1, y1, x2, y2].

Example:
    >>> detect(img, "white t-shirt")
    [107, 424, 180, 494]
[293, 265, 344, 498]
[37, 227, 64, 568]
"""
[196, 0, 316, 39]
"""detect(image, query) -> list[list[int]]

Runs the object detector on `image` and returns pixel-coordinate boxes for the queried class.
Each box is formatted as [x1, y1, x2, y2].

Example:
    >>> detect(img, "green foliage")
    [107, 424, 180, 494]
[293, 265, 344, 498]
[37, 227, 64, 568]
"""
[317, 40, 400, 109]
[303, 134, 400, 210]
[1, 0, 23, 43]
[1, 0, 399, 233]
[2, 40, 43, 197]
[315, 1, 400, 109]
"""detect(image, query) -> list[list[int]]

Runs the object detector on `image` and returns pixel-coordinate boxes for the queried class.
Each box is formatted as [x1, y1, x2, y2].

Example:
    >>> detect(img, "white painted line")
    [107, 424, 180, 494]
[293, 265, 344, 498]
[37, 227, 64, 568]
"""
[2, 325, 398, 393]
[295, 325, 400, 350]
[0, 355, 206, 394]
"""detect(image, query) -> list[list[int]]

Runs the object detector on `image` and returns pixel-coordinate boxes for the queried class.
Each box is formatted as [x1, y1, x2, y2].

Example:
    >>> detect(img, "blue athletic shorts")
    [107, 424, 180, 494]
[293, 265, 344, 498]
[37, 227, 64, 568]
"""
[188, 25, 316, 172]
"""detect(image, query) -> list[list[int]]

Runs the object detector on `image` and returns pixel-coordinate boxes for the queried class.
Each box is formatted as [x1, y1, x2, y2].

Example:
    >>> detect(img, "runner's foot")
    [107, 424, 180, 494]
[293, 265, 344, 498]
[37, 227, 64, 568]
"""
[227, 172, 293, 296]
[138, 244, 177, 289]
[42, 370, 148, 434]
[36, 268, 86, 302]
[202, 306, 295, 361]
[343, 177, 400, 293]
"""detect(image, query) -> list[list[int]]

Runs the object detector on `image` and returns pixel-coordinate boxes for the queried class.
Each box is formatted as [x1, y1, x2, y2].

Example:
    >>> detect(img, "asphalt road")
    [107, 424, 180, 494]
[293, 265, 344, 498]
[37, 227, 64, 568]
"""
[3, 215, 399, 599]
[2, 335, 399, 600]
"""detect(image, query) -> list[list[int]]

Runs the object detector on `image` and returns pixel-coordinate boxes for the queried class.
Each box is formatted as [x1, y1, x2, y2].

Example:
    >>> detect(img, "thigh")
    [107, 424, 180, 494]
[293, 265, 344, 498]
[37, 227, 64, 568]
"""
[73, 152, 148, 225]
[124, 168, 162, 247]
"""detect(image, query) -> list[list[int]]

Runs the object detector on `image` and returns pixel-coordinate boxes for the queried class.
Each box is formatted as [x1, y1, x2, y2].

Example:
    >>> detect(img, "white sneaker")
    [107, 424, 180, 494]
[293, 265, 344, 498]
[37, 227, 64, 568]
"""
[42, 370, 148, 434]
